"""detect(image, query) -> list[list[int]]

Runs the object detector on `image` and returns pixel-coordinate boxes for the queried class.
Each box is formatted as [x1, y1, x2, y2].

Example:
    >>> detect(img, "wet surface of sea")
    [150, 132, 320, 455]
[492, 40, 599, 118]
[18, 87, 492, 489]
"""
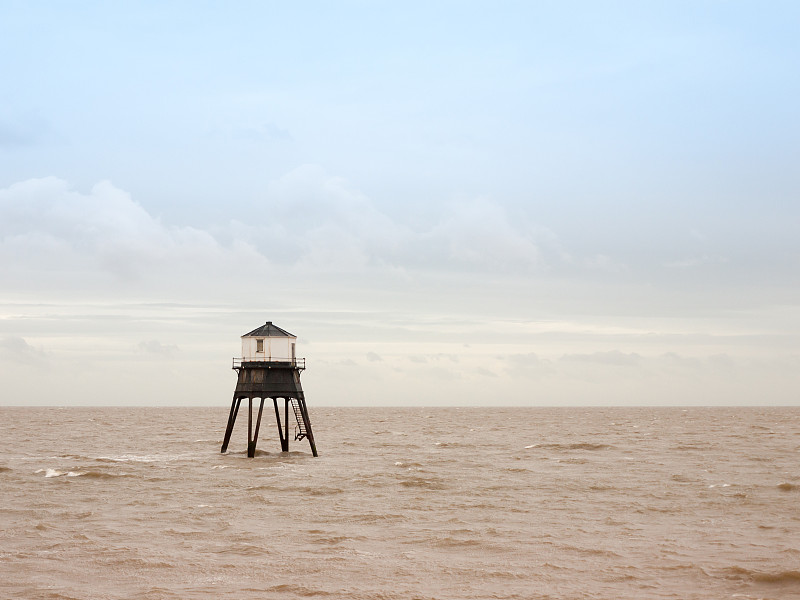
[1, 406, 799, 599]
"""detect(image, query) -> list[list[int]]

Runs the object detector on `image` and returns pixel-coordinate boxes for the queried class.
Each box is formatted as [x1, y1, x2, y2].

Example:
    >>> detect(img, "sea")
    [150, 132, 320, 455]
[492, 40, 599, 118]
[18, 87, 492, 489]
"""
[1, 406, 799, 600]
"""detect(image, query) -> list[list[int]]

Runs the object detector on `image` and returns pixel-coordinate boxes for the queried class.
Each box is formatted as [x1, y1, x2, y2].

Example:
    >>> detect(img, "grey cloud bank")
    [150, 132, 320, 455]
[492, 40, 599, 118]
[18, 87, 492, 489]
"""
[1, 173, 797, 406]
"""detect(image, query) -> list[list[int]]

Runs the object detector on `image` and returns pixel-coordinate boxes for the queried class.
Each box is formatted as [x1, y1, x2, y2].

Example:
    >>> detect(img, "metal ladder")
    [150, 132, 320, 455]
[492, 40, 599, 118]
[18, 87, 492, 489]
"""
[290, 398, 307, 441]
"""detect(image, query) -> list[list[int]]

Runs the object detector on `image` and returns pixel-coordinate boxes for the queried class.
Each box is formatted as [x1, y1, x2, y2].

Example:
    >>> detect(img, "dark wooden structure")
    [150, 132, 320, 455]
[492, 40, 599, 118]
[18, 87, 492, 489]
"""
[221, 323, 317, 457]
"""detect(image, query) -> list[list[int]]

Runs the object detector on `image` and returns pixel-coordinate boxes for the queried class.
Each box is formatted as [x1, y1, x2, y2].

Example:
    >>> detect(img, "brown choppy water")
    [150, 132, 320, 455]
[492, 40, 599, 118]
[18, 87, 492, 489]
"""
[1, 406, 799, 600]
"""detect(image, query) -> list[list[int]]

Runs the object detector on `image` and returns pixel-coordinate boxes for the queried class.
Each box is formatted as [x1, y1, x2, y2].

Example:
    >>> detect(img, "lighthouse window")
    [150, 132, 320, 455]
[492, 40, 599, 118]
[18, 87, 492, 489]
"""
[256, 339, 264, 353]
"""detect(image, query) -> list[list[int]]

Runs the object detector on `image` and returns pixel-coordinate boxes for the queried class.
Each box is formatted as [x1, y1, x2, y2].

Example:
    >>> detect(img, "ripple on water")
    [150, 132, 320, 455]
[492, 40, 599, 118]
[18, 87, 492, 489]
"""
[3, 405, 800, 600]
[536, 442, 615, 451]
[720, 565, 800, 585]
[398, 476, 446, 490]
[38, 468, 135, 480]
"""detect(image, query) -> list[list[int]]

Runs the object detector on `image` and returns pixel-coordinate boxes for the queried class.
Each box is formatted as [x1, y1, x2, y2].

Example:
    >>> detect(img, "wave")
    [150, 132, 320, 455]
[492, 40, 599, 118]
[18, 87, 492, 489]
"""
[293, 485, 345, 496]
[352, 512, 407, 524]
[777, 482, 798, 492]
[0, 466, 10, 473]
[76, 470, 135, 480]
[95, 453, 199, 462]
[245, 484, 278, 492]
[721, 565, 800, 584]
[399, 476, 446, 490]
[38, 468, 132, 479]
[394, 460, 424, 468]
[40, 468, 83, 478]
[222, 449, 273, 458]
[215, 543, 272, 557]
[556, 543, 622, 557]
[431, 536, 486, 549]
[535, 442, 614, 451]
[503, 467, 530, 473]
[266, 583, 335, 597]
[124, 557, 178, 569]
[309, 534, 356, 545]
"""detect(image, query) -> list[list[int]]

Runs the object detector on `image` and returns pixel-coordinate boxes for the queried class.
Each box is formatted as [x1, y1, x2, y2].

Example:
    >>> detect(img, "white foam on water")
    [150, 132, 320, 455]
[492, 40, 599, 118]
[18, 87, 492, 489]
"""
[42, 468, 85, 478]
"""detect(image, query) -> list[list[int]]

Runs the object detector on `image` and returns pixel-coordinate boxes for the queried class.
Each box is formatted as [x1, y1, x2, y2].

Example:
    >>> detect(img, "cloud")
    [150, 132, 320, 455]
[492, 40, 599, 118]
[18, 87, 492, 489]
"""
[583, 253, 627, 273]
[0, 177, 265, 292]
[138, 340, 179, 356]
[0, 336, 46, 365]
[663, 254, 728, 269]
[507, 352, 555, 378]
[232, 164, 406, 269]
[474, 367, 498, 378]
[5, 170, 740, 308]
[0, 171, 600, 303]
[560, 351, 642, 366]
[434, 353, 459, 363]
[420, 198, 543, 271]
[418, 366, 460, 381]
[366, 351, 383, 362]
[231, 165, 549, 273]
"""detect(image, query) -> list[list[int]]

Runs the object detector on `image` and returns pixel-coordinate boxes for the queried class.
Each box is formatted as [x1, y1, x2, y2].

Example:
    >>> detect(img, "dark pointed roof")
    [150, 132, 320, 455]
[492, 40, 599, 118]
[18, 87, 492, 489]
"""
[242, 321, 295, 338]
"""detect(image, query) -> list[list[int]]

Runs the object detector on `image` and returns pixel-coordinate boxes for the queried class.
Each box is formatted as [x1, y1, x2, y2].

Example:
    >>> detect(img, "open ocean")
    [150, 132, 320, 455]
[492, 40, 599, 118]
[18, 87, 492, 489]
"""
[1, 406, 799, 600]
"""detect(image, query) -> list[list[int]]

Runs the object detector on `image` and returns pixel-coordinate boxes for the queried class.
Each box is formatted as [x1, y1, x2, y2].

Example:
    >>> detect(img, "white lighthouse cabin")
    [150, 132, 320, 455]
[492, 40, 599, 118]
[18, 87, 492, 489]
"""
[238, 321, 301, 367]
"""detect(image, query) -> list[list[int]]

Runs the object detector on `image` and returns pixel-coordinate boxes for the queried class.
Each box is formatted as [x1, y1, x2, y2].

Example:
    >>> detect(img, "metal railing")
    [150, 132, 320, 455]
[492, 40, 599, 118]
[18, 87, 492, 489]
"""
[232, 357, 305, 370]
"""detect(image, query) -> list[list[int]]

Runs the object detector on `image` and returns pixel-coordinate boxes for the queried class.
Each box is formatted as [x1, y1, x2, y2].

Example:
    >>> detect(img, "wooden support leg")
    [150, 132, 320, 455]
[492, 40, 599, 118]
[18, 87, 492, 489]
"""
[283, 398, 290, 452]
[297, 396, 318, 457]
[246, 398, 253, 457]
[272, 397, 286, 451]
[221, 396, 241, 453]
[248, 398, 265, 458]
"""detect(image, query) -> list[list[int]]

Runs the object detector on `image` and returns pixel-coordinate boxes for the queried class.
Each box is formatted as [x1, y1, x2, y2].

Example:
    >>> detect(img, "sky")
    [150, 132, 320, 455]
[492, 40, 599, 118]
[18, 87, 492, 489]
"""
[1, 1, 798, 406]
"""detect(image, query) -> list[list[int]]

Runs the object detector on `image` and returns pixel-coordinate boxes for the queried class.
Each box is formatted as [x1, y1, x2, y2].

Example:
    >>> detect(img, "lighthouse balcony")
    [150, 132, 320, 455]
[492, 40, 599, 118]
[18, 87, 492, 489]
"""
[232, 357, 305, 371]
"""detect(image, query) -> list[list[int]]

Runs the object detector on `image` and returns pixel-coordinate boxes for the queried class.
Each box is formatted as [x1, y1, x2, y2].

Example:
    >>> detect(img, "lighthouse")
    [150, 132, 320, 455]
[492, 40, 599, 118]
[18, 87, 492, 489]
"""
[220, 322, 318, 457]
